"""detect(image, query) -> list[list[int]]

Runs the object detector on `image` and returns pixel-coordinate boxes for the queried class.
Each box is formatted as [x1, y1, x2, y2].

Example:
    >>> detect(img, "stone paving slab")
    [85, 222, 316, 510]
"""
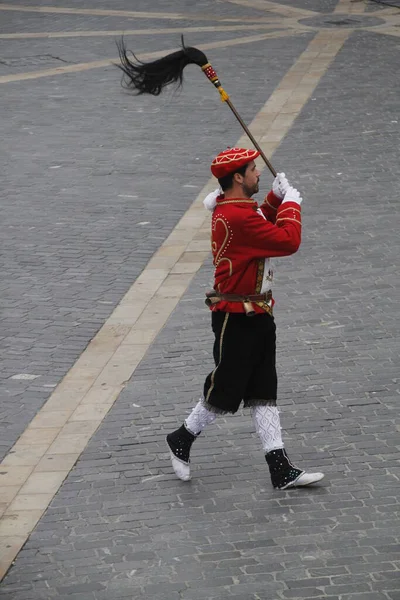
[1, 4, 400, 597]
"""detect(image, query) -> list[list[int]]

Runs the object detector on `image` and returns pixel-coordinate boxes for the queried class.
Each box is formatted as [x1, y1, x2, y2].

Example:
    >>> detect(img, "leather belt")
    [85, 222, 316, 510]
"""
[205, 290, 272, 317]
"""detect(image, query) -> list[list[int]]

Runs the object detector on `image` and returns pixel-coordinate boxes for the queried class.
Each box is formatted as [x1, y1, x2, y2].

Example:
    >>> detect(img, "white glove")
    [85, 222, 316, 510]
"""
[272, 172, 290, 200]
[281, 186, 303, 206]
[203, 188, 221, 212]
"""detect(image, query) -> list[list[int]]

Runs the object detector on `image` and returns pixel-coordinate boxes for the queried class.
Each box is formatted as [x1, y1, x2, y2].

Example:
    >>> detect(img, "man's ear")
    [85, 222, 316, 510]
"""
[233, 172, 244, 185]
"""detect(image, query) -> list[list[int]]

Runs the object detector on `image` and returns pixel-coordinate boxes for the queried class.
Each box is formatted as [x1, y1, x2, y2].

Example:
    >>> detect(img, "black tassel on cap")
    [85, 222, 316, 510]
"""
[116, 36, 208, 96]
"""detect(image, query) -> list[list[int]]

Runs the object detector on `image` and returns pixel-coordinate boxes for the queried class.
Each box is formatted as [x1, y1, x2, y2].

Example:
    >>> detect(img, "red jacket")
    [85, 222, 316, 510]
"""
[210, 190, 301, 314]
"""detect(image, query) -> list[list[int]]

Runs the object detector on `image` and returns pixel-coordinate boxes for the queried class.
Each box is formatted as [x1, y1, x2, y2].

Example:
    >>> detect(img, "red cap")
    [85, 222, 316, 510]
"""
[211, 147, 260, 179]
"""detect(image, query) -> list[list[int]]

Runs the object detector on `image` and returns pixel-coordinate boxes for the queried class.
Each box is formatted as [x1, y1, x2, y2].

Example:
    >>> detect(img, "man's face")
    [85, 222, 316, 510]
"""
[239, 161, 260, 198]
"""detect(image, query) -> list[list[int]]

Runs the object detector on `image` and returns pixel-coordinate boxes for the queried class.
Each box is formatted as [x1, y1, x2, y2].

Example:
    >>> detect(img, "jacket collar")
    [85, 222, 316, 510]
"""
[216, 195, 257, 208]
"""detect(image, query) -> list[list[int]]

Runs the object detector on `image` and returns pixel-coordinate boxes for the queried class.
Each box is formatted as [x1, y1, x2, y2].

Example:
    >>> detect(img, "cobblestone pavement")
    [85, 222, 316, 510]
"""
[1, 0, 400, 598]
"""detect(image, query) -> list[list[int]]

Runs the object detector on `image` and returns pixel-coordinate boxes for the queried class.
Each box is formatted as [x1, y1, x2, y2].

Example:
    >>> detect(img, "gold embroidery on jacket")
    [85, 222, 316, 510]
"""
[255, 259, 264, 293]
[265, 199, 278, 211]
[217, 199, 255, 206]
[255, 259, 272, 313]
[214, 218, 230, 264]
[218, 257, 233, 276]
[279, 206, 301, 217]
[212, 217, 233, 277]
[276, 216, 302, 225]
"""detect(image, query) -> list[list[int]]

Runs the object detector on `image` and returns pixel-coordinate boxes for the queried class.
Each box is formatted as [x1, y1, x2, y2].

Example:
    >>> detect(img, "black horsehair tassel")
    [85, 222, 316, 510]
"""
[116, 36, 229, 100]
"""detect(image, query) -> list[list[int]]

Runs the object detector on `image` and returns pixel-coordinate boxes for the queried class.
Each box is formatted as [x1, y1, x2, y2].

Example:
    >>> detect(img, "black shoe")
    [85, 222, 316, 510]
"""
[265, 448, 324, 490]
[166, 424, 198, 481]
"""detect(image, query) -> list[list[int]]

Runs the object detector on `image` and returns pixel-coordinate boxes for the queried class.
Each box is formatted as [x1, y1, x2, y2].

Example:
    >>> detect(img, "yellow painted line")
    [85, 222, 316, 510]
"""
[0, 27, 350, 581]
[373, 7, 400, 15]
[0, 2, 273, 22]
[0, 23, 283, 40]
[224, 0, 318, 18]
[0, 3, 207, 20]
[372, 25, 400, 37]
[0, 58, 116, 84]
[0, 30, 305, 85]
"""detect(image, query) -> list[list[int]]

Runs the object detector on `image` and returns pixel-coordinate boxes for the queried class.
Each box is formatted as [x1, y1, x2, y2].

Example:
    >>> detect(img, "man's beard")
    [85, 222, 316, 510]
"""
[242, 180, 259, 198]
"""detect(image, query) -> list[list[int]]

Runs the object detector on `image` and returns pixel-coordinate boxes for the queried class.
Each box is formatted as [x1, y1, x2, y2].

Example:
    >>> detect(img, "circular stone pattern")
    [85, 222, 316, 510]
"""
[299, 14, 385, 28]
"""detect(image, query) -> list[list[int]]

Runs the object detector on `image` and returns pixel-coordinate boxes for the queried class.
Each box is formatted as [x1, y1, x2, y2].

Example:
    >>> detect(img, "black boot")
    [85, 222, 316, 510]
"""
[265, 448, 324, 490]
[166, 424, 198, 481]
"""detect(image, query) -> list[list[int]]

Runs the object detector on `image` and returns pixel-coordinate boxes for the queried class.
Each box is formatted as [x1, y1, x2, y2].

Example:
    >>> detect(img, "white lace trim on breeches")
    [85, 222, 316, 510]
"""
[252, 405, 284, 452]
[185, 399, 217, 435]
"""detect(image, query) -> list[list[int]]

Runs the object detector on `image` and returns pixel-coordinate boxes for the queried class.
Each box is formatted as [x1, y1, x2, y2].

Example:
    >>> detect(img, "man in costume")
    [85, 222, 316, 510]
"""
[166, 148, 324, 490]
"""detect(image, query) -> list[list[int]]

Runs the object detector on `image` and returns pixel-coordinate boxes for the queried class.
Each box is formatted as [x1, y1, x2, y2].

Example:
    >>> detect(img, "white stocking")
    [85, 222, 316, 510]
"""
[252, 405, 284, 453]
[185, 399, 217, 435]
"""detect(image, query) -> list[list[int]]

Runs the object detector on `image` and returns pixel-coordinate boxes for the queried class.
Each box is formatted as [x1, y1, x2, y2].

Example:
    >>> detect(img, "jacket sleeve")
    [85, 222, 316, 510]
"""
[241, 201, 302, 258]
[259, 190, 282, 224]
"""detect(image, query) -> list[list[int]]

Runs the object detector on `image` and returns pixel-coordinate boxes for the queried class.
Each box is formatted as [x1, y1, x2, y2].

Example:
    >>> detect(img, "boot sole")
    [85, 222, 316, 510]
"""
[166, 439, 191, 481]
[280, 472, 325, 490]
